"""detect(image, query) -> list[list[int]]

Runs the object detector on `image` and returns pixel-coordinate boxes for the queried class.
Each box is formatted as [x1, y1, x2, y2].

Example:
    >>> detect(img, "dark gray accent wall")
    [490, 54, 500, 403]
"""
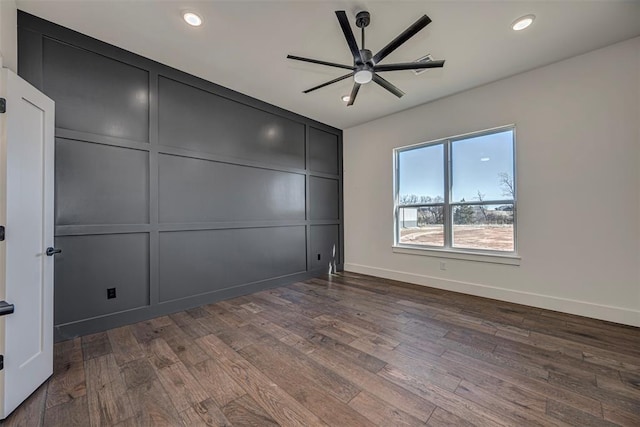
[159, 227, 307, 303]
[43, 37, 150, 142]
[54, 233, 150, 325]
[18, 11, 343, 340]
[158, 154, 305, 224]
[56, 139, 149, 225]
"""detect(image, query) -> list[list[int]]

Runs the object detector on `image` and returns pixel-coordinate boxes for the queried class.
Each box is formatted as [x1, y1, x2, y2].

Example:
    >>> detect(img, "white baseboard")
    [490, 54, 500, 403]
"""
[344, 263, 640, 328]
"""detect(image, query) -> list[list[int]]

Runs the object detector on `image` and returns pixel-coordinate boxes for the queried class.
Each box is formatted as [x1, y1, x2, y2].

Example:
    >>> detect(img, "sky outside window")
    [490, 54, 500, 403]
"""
[398, 130, 513, 202]
[452, 130, 513, 201]
[398, 143, 444, 201]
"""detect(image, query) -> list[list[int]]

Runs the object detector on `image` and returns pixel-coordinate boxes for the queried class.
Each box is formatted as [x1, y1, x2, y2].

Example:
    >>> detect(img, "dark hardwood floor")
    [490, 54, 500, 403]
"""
[4, 272, 640, 426]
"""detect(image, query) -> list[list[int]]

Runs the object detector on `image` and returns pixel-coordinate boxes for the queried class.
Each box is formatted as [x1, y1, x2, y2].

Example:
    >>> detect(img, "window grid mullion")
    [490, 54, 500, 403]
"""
[444, 140, 452, 249]
[449, 200, 515, 207]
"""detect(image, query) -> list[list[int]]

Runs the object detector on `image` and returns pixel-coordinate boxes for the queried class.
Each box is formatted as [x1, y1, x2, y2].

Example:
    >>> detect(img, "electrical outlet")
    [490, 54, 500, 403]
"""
[107, 288, 116, 299]
[439, 261, 447, 271]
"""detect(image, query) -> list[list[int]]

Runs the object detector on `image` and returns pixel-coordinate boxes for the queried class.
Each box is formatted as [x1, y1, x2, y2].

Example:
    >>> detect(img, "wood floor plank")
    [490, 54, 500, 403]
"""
[169, 311, 214, 339]
[221, 395, 279, 427]
[190, 358, 246, 408]
[107, 326, 145, 366]
[378, 362, 509, 426]
[454, 380, 569, 426]
[196, 333, 327, 426]
[348, 390, 425, 427]
[427, 407, 476, 427]
[120, 358, 157, 390]
[185, 306, 210, 319]
[238, 340, 370, 426]
[301, 329, 387, 373]
[125, 379, 183, 426]
[348, 340, 461, 393]
[238, 333, 361, 403]
[180, 398, 232, 427]
[443, 329, 497, 352]
[395, 341, 557, 419]
[442, 349, 604, 417]
[130, 317, 173, 345]
[439, 339, 550, 381]
[602, 402, 640, 427]
[84, 354, 134, 426]
[143, 337, 180, 369]
[383, 357, 462, 391]
[246, 312, 291, 340]
[549, 370, 640, 415]
[156, 322, 210, 367]
[279, 332, 317, 354]
[596, 374, 640, 400]
[46, 337, 86, 408]
[495, 329, 584, 360]
[315, 314, 401, 349]
[618, 370, 640, 390]
[154, 360, 209, 413]
[496, 340, 621, 380]
[205, 302, 251, 328]
[546, 399, 618, 427]
[42, 394, 90, 427]
[82, 332, 112, 361]
[299, 336, 437, 422]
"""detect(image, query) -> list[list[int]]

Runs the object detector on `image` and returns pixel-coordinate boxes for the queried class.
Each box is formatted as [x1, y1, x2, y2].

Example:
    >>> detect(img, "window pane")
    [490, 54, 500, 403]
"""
[398, 206, 444, 247]
[452, 130, 514, 202]
[452, 203, 514, 251]
[398, 144, 444, 204]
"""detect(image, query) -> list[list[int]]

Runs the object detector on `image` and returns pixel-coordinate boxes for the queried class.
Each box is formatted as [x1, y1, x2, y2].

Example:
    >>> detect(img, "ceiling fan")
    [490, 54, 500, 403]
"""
[287, 10, 445, 106]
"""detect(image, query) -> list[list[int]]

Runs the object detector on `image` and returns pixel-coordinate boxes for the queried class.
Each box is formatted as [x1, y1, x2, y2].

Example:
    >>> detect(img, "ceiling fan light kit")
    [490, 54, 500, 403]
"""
[354, 69, 373, 84]
[287, 10, 445, 106]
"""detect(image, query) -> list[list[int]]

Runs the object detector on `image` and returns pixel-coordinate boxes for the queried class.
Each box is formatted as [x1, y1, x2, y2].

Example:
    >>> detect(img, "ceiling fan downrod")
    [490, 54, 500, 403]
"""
[355, 10, 370, 51]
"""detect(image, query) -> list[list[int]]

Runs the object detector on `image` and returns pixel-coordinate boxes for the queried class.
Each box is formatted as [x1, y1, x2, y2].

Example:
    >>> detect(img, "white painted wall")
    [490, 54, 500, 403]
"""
[344, 37, 640, 326]
[0, 0, 17, 71]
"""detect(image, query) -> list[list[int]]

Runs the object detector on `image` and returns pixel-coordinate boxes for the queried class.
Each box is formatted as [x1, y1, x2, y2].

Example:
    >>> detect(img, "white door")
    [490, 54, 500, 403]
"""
[0, 68, 55, 419]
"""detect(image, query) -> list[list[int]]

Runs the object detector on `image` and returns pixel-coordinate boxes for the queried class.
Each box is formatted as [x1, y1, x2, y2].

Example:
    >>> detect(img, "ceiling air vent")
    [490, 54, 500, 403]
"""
[413, 54, 434, 75]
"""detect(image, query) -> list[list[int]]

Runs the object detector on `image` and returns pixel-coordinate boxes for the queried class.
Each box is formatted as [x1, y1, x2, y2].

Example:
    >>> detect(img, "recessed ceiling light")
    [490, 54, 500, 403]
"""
[341, 95, 351, 102]
[183, 12, 203, 27]
[512, 14, 535, 31]
[480, 157, 491, 162]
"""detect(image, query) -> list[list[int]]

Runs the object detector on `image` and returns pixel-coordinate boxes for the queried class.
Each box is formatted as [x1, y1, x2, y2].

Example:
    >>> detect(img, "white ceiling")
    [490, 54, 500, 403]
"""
[16, 1, 640, 130]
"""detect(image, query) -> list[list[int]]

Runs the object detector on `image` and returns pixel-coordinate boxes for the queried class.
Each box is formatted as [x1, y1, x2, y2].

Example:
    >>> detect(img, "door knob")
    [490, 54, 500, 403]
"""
[46, 247, 62, 256]
[0, 301, 14, 316]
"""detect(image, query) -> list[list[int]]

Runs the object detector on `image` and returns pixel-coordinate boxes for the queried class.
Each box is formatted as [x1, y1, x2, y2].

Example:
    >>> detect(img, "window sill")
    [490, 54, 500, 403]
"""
[392, 245, 521, 266]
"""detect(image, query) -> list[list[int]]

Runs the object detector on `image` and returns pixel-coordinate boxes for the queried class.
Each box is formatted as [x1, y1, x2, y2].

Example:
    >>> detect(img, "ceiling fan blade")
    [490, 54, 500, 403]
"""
[375, 60, 445, 72]
[335, 11, 363, 64]
[303, 73, 354, 94]
[287, 55, 355, 71]
[373, 74, 405, 98]
[372, 15, 432, 65]
[347, 83, 361, 106]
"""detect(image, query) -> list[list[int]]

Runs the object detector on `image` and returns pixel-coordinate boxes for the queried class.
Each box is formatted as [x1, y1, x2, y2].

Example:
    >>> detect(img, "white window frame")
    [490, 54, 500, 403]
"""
[393, 125, 520, 265]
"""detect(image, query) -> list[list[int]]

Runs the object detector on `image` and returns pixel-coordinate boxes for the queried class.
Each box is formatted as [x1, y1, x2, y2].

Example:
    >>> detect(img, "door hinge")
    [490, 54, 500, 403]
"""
[0, 98, 5, 113]
[0, 355, 3, 370]
[0, 225, 4, 241]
